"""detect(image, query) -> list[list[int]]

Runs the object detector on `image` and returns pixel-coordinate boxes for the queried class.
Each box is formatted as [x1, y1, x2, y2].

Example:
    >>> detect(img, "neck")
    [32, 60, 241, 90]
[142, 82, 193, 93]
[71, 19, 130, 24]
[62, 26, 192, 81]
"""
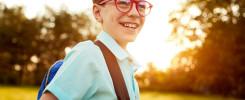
[117, 41, 128, 51]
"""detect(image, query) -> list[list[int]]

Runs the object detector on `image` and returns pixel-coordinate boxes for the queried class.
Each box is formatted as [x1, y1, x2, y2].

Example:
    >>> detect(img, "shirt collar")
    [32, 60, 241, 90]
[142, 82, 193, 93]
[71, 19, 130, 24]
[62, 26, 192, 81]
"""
[96, 31, 143, 72]
[127, 52, 144, 72]
[97, 31, 128, 60]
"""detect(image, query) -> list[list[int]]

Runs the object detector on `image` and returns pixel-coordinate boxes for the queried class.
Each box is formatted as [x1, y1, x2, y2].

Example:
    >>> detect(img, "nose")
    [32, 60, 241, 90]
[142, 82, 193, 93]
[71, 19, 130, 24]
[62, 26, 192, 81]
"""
[127, 3, 139, 18]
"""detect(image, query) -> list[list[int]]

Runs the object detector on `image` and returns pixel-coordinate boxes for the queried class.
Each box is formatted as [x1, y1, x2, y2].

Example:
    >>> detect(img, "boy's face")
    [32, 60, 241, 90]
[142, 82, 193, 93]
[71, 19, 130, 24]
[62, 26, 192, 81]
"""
[94, 0, 146, 44]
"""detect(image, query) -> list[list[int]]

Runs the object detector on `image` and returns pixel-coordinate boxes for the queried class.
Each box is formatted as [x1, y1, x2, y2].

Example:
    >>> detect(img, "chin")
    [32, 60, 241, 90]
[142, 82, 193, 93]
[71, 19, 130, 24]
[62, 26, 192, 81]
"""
[126, 37, 137, 43]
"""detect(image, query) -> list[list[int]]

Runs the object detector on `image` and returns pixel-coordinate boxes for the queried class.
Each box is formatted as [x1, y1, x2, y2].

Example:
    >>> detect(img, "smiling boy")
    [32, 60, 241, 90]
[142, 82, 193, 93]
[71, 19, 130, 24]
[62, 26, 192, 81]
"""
[40, 0, 152, 100]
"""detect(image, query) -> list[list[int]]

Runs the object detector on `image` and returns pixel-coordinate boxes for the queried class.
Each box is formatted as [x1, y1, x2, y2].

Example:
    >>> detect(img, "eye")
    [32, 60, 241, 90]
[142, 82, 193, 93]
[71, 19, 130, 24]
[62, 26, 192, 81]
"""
[117, 0, 131, 7]
[138, 2, 150, 10]
[118, 1, 127, 5]
[139, 4, 146, 9]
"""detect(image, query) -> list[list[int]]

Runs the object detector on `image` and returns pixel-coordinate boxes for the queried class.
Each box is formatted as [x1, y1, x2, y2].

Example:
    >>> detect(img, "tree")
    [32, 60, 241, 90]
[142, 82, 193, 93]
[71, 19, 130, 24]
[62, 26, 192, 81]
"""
[0, 3, 99, 85]
[169, 0, 245, 97]
[0, 3, 41, 84]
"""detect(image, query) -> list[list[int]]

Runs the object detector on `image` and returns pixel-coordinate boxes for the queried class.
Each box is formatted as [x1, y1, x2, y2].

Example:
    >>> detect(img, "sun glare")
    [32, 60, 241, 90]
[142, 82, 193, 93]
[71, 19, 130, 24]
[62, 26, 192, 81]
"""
[65, 47, 72, 54]
[128, 0, 185, 72]
[0, 0, 185, 72]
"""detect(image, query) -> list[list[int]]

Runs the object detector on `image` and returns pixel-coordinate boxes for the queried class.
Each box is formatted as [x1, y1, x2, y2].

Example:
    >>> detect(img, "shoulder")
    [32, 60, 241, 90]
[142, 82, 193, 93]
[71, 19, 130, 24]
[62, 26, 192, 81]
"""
[64, 40, 102, 61]
[43, 41, 105, 99]
[56, 40, 105, 77]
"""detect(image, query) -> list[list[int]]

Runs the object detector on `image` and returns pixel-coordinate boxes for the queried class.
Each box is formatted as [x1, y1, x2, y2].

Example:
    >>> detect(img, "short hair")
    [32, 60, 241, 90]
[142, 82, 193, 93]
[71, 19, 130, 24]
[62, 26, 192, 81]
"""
[92, 0, 105, 4]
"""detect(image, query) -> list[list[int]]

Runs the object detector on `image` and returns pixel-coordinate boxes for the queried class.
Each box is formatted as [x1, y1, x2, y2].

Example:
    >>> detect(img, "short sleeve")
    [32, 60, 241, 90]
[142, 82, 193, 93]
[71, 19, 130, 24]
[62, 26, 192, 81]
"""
[43, 41, 103, 100]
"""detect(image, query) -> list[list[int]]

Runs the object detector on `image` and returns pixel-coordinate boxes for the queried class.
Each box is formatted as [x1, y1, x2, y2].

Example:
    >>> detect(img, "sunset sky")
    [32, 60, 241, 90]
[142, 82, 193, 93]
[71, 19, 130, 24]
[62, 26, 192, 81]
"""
[0, 0, 187, 72]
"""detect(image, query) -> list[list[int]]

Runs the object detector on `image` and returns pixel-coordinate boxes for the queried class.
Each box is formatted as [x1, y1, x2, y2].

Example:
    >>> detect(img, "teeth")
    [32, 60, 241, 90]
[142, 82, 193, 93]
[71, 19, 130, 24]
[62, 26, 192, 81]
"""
[123, 23, 137, 28]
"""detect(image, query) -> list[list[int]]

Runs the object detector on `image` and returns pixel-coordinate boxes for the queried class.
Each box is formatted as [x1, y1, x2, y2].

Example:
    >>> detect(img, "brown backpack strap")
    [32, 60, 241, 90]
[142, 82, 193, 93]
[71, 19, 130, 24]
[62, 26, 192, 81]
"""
[94, 40, 130, 100]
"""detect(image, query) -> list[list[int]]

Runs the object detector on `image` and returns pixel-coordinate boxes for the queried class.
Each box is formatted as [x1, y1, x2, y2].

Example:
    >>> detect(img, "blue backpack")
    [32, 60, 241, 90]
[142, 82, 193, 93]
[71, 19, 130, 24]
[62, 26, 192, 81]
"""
[37, 60, 63, 100]
[37, 40, 130, 100]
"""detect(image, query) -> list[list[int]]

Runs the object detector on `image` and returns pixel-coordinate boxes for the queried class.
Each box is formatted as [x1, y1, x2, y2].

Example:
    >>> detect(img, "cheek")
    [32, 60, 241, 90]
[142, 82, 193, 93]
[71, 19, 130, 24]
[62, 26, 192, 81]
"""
[140, 18, 146, 25]
[110, 14, 120, 25]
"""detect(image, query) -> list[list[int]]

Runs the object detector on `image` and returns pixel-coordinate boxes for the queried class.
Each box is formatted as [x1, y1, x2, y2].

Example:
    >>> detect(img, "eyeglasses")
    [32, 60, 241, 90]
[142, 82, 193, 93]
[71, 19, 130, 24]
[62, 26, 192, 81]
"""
[98, 0, 153, 17]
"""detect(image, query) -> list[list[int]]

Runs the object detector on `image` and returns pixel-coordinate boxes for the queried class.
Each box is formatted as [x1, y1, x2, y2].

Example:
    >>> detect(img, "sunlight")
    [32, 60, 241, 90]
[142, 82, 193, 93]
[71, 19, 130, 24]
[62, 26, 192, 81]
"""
[150, 43, 184, 72]
[0, 0, 186, 72]
[128, 0, 185, 72]
[14, 64, 21, 71]
[31, 55, 39, 64]
[65, 47, 72, 54]
[188, 5, 201, 17]
[181, 15, 191, 25]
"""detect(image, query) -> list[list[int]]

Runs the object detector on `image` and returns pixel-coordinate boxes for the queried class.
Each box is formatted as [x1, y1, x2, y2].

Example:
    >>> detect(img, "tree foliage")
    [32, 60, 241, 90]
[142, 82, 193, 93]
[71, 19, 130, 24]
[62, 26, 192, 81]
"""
[168, 0, 245, 98]
[0, 3, 99, 85]
[136, 0, 245, 98]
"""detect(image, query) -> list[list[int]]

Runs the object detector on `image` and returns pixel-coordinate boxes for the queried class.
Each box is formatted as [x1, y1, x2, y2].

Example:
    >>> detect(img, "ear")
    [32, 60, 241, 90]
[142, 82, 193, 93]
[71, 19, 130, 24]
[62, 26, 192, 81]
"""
[93, 4, 103, 23]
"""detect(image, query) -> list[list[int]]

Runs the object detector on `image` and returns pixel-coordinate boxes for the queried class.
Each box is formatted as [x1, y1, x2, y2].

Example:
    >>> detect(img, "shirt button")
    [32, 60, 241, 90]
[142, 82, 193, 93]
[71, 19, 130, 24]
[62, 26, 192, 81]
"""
[128, 58, 133, 62]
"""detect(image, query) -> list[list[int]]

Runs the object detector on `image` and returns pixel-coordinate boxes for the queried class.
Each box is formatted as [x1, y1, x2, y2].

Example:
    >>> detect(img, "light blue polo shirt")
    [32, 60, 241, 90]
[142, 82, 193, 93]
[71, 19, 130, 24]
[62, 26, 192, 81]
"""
[43, 31, 142, 100]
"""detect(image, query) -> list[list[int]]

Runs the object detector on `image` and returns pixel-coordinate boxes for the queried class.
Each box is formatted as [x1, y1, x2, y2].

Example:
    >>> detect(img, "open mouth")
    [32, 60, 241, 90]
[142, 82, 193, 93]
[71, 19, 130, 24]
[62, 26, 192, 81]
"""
[120, 22, 138, 29]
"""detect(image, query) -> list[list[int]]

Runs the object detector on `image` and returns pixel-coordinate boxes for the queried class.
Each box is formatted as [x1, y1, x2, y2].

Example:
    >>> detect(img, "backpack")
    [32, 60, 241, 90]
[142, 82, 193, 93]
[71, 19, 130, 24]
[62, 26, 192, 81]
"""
[37, 60, 63, 100]
[37, 40, 130, 100]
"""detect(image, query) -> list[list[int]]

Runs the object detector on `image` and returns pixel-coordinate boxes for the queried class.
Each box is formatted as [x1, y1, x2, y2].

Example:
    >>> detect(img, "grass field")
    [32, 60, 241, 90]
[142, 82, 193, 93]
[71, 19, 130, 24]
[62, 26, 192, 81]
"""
[0, 85, 39, 100]
[0, 85, 242, 100]
[140, 91, 241, 100]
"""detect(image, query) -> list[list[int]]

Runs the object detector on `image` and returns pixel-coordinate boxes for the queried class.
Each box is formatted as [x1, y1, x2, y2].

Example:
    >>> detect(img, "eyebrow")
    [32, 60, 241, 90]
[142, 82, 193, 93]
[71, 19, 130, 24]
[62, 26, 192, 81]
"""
[98, 0, 112, 5]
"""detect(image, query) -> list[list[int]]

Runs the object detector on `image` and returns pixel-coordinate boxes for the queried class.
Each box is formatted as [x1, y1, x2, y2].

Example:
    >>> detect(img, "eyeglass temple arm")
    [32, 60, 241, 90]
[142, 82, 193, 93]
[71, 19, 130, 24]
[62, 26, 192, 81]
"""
[150, 3, 153, 8]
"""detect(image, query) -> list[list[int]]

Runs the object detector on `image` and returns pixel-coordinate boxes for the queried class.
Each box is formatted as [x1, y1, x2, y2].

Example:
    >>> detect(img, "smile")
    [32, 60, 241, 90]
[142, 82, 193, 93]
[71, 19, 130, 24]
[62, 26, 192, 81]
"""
[120, 22, 138, 29]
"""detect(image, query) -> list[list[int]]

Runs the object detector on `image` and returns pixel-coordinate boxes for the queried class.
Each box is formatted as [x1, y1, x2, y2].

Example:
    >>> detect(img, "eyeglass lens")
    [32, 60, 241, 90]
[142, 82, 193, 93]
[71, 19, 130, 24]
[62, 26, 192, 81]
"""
[116, 0, 151, 16]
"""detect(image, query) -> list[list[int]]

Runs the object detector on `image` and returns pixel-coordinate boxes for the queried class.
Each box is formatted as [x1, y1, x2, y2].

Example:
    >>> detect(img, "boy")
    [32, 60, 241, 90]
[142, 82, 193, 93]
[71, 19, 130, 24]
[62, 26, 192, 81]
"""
[40, 0, 152, 100]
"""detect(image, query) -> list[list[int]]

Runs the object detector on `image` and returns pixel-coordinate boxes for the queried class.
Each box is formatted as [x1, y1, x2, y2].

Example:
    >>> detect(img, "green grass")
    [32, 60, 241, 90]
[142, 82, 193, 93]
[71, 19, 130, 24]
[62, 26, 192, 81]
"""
[0, 85, 242, 100]
[0, 85, 39, 100]
[140, 91, 241, 100]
